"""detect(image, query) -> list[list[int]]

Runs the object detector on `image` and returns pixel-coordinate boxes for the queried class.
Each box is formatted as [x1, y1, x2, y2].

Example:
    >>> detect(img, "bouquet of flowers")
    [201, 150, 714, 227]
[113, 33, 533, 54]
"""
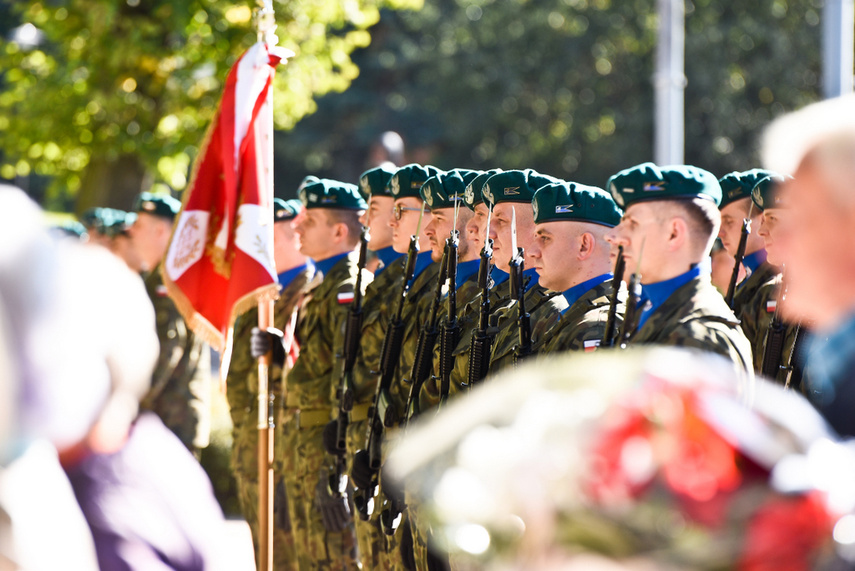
[387, 347, 855, 570]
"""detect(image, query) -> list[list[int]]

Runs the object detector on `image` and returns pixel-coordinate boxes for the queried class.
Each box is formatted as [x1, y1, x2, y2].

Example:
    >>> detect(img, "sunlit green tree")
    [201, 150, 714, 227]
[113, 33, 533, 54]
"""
[0, 0, 420, 211]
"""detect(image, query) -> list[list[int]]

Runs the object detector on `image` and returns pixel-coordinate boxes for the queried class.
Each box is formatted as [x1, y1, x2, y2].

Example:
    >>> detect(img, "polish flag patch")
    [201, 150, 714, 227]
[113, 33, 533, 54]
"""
[584, 339, 601, 352]
[337, 291, 355, 305]
[766, 300, 777, 313]
[156, 284, 170, 297]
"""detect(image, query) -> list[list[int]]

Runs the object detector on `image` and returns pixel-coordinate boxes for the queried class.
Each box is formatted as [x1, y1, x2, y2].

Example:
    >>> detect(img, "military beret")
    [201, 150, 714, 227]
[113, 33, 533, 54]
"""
[52, 219, 88, 239]
[482, 169, 559, 207]
[359, 165, 396, 199]
[80, 207, 104, 230]
[133, 191, 181, 220]
[103, 210, 137, 238]
[463, 169, 502, 210]
[298, 175, 320, 192]
[389, 164, 443, 200]
[420, 169, 479, 210]
[608, 163, 722, 209]
[273, 198, 302, 221]
[718, 169, 776, 209]
[750, 174, 792, 211]
[532, 182, 622, 227]
[299, 178, 367, 211]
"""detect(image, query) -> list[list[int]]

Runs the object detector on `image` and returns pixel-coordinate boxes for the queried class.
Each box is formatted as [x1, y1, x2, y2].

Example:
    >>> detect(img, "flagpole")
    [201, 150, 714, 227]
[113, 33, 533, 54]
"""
[256, 3, 277, 570]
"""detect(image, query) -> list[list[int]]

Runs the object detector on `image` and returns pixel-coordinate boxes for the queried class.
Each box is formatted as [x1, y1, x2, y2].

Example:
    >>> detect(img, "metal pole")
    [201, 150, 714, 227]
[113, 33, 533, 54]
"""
[823, 0, 855, 98]
[654, 0, 686, 165]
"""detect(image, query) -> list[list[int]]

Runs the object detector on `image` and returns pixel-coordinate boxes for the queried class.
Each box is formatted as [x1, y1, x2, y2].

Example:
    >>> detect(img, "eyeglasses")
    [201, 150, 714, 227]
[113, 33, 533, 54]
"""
[393, 204, 428, 221]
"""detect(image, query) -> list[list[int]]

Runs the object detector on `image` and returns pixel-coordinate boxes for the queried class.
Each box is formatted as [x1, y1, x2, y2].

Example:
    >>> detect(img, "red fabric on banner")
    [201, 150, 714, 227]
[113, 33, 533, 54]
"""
[162, 42, 288, 352]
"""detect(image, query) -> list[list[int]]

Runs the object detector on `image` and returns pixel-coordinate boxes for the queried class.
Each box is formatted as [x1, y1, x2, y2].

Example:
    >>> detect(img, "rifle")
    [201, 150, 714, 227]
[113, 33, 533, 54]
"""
[619, 240, 645, 348]
[761, 274, 789, 380]
[329, 223, 369, 496]
[784, 322, 804, 391]
[402, 243, 448, 421]
[601, 245, 625, 348]
[438, 199, 462, 405]
[353, 206, 423, 523]
[725, 207, 753, 308]
[467, 208, 494, 388]
[510, 206, 532, 366]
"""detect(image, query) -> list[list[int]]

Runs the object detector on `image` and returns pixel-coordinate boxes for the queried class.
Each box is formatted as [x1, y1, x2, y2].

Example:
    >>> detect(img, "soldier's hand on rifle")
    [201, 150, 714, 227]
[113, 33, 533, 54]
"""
[314, 467, 351, 532]
[351, 449, 373, 490]
[322, 420, 345, 457]
[250, 326, 286, 366]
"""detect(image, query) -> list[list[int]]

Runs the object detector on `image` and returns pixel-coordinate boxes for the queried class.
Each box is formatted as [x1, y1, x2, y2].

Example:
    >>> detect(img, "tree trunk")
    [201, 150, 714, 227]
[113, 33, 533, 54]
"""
[75, 154, 151, 216]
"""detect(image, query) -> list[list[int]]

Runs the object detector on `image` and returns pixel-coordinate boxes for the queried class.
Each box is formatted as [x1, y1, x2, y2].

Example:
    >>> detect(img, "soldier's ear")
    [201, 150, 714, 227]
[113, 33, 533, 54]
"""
[578, 232, 596, 260]
[668, 217, 688, 250]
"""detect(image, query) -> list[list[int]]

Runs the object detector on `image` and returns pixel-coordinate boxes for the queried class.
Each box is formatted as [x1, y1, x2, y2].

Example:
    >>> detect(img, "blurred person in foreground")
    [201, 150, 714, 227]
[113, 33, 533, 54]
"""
[762, 93, 855, 436]
[129, 192, 212, 455]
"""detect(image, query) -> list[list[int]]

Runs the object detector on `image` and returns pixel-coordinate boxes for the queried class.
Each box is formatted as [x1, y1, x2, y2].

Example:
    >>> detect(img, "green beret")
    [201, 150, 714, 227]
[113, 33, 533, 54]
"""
[532, 182, 622, 227]
[134, 191, 181, 220]
[389, 164, 443, 200]
[607, 163, 722, 209]
[273, 198, 302, 221]
[52, 220, 88, 239]
[750, 174, 792, 211]
[80, 207, 103, 230]
[359, 165, 396, 199]
[103, 210, 137, 238]
[463, 169, 502, 210]
[420, 169, 479, 210]
[298, 175, 320, 192]
[718, 169, 776, 209]
[299, 179, 367, 210]
[482, 169, 559, 207]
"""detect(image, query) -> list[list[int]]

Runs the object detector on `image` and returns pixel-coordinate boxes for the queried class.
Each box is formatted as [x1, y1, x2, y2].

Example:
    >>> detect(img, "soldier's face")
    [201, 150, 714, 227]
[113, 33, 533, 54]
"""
[466, 203, 490, 251]
[424, 206, 475, 263]
[388, 197, 431, 254]
[490, 202, 535, 273]
[756, 208, 792, 267]
[529, 221, 575, 291]
[362, 195, 395, 251]
[128, 212, 171, 271]
[605, 202, 669, 283]
[294, 209, 336, 260]
[718, 199, 765, 258]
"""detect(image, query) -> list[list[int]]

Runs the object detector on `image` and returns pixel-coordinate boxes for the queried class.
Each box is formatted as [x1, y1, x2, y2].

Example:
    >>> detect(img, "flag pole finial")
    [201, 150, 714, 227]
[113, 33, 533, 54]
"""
[255, 0, 278, 45]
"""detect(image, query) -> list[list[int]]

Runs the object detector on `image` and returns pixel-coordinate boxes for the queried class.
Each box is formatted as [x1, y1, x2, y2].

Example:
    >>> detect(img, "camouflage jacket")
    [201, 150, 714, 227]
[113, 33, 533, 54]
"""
[348, 257, 405, 406]
[226, 266, 314, 431]
[388, 262, 441, 421]
[418, 277, 513, 412]
[287, 252, 373, 411]
[732, 261, 780, 367]
[487, 283, 567, 373]
[754, 275, 803, 387]
[628, 276, 753, 375]
[536, 280, 625, 355]
[140, 266, 211, 449]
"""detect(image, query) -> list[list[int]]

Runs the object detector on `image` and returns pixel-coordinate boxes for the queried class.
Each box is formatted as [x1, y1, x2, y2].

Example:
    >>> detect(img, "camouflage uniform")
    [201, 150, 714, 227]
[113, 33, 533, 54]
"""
[285, 252, 371, 570]
[627, 276, 754, 376]
[536, 280, 624, 355]
[346, 257, 405, 570]
[487, 281, 567, 373]
[731, 261, 779, 370]
[226, 267, 313, 570]
[140, 266, 211, 454]
[752, 275, 804, 388]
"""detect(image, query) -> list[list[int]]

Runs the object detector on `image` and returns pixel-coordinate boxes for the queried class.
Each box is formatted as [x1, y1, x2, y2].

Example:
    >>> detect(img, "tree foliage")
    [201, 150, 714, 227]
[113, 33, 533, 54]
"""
[272, 0, 824, 193]
[0, 0, 420, 210]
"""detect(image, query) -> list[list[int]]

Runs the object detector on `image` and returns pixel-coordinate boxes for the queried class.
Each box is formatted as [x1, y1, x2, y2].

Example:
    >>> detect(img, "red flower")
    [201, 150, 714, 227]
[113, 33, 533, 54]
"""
[738, 492, 833, 571]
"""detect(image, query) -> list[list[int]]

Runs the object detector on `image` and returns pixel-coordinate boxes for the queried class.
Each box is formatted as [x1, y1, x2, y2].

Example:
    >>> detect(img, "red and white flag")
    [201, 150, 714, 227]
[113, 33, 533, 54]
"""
[162, 41, 292, 352]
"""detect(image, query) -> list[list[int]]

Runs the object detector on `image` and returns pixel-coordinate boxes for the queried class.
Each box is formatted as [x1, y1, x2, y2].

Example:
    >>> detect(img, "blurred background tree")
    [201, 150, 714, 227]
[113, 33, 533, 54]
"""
[272, 0, 825, 192]
[0, 0, 826, 210]
[0, 0, 420, 212]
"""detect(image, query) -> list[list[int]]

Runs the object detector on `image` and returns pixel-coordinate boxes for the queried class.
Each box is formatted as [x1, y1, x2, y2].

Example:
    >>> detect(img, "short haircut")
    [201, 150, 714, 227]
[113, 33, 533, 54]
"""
[661, 198, 721, 256]
[325, 209, 364, 245]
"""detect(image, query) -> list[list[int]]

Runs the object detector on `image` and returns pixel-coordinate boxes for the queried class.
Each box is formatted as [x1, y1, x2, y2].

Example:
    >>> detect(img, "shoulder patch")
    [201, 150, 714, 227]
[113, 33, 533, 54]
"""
[583, 339, 601, 352]
[766, 299, 777, 313]
[156, 284, 169, 297]
[337, 291, 355, 304]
